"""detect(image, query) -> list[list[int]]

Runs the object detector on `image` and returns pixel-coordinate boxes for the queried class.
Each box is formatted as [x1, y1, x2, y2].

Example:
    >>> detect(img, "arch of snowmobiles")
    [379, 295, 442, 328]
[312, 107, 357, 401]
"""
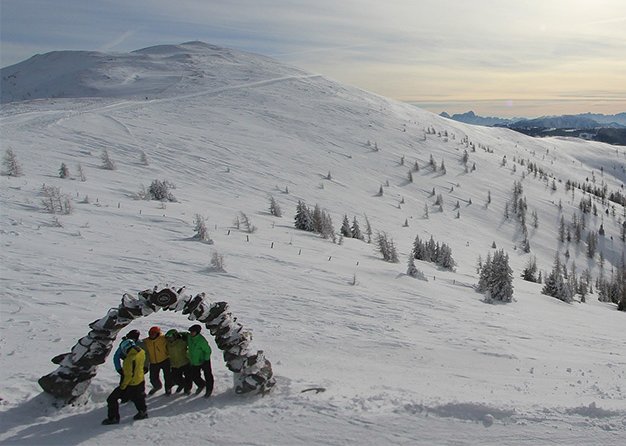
[39, 287, 275, 404]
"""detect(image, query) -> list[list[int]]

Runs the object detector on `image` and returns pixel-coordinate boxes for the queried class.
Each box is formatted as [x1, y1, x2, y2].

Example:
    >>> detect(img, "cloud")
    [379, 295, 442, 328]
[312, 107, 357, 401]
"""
[99, 31, 135, 52]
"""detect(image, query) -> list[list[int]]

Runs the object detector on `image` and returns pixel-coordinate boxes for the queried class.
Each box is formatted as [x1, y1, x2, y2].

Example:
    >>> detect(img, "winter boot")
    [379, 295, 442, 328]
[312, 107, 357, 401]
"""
[102, 417, 120, 425]
[194, 384, 205, 395]
[133, 411, 148, 421]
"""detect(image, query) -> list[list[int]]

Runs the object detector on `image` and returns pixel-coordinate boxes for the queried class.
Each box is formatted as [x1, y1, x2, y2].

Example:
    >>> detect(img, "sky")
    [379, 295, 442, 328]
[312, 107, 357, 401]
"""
[1, 0, 626, 117]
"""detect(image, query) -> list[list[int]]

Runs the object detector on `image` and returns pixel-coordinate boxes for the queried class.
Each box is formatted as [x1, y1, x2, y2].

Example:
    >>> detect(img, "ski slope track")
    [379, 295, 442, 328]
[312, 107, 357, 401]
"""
[1, 42, 625, 445]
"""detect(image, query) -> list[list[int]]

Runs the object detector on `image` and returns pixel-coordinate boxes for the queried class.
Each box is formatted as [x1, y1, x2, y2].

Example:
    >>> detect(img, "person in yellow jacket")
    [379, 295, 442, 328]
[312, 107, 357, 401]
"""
[143, 326, 173, 395]
[102, 339, 148, 424]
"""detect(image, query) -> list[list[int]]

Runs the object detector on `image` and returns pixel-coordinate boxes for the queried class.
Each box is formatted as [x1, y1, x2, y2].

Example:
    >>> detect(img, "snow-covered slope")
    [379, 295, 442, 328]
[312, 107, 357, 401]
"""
[1, 43, 625, 445]
[0, 41, 307, 103]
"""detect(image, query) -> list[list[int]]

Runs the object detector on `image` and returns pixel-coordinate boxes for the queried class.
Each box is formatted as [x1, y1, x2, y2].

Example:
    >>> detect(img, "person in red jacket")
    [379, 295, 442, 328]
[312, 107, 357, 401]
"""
[143, 326, 172, 395]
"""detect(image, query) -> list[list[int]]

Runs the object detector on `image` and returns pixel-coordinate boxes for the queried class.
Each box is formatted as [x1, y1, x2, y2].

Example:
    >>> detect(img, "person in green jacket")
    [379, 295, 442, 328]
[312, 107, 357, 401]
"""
[165, 329, 192, 394]
[187, 324, 214, 397]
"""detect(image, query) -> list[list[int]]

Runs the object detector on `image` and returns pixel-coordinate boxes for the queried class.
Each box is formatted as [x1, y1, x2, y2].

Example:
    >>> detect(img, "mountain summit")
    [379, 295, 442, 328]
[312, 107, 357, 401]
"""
[1, 41, 307, 103]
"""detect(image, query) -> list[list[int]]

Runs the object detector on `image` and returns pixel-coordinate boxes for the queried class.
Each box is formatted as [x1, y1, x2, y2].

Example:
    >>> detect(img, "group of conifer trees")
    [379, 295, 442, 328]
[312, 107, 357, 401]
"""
[412, 235, 455, 270]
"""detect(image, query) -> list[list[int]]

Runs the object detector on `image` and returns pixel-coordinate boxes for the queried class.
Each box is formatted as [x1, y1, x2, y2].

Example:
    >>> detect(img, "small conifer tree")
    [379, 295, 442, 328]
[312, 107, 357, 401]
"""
[59, 162, 70, 179]
[193, 214, 213, 243]
[375, 231, 399, 263]
[101, 149, 116, 170]
[77, 163, 86, 181]
[340, 214, 353, 238]
[3, 148, 23, 177]
[351, 216, 363, 240]
[269, 195, 282, 217]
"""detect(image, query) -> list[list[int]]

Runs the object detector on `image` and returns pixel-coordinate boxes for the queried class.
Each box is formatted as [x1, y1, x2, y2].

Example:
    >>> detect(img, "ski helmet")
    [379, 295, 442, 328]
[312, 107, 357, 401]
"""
[148, 326, 161, 336]
[120, 339, 135, 356]
[125, 329, 141, 341]
[188, 324, 202, 334]
[165, 329, 178, 338]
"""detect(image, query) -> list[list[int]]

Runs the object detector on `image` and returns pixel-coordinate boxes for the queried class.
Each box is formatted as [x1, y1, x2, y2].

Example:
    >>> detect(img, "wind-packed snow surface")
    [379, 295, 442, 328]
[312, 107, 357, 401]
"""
[1, 41, 625, 445]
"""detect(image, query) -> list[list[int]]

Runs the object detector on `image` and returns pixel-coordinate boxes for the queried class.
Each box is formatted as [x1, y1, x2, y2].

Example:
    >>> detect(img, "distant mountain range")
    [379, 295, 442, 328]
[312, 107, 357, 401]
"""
[439, 111, 516, 127]
[440, 111, 626, 145]
[440, 111, 626, 128]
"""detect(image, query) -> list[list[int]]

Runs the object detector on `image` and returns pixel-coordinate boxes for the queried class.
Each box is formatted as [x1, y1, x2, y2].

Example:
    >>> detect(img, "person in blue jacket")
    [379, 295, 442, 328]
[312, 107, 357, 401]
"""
[113, 329, 149, 377]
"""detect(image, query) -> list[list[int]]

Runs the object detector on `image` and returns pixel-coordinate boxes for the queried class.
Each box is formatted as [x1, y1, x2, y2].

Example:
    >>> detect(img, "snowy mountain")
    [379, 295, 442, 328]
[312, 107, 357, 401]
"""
[440, 110, 516, 127]
[1, 43, 625, 445]
[0, 41, 307, 103]
[510, 115, 607, 130]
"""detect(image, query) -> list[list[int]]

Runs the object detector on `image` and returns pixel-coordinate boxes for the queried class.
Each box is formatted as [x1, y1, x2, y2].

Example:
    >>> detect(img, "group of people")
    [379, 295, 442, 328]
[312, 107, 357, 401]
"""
[102, 324, 214, 425]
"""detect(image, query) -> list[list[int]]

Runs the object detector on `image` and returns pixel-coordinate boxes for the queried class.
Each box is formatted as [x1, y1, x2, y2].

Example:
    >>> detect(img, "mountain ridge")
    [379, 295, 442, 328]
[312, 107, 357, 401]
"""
[0, 41, 308, 103]
[441, 110, 626, 128]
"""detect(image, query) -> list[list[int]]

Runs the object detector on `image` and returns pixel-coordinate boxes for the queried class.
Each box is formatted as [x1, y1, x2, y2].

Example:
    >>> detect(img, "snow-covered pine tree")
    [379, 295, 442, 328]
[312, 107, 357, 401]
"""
[269, 195, 282, 217]
[320, 210, 336, 242]
[437, 243, 455, 270]
[59, 163, 69, 179]
[193, 214, 213, 243]
[490, 250, 514, 302]
[407, 254, 419, 277]
[294, 201, 313, 231]
[340, 214, 353, 238]
[363, 213, 373, 243]
[351, 216, 363, 240]
[312, 204, 323, 233]
[375, 231, 399, 263]
[139, 151, 149, 166]
[542, 254, 573, 303]
[148, 179, 176, 201]
[3, 148, 22, 177]
[239, 212, 257, 234]
[586, 230, 598, 258]
[521, 256, 538, 282]
[461, 150, 469, 165]
[210, 251, 225, 272]
[101, 149, 116, 170]
[77, 163, 86, 181]
[425, 236, 437, 263]
[477, 250, 513, 302]
[477, 252, 492, 293]
[413, 234, 424, 260]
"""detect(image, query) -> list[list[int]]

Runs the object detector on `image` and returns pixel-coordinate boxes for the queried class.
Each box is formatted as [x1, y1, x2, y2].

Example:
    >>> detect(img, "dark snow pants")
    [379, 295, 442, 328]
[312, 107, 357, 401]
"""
[170, 364, 192, 392]
[190, 360, 214, 396]
[149, 359, 172, 391]
[107, 382, 146, 420]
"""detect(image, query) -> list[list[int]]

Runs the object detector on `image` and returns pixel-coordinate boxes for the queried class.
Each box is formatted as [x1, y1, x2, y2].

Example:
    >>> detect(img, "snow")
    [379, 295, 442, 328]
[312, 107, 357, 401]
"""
[1, 42, 625, 445]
